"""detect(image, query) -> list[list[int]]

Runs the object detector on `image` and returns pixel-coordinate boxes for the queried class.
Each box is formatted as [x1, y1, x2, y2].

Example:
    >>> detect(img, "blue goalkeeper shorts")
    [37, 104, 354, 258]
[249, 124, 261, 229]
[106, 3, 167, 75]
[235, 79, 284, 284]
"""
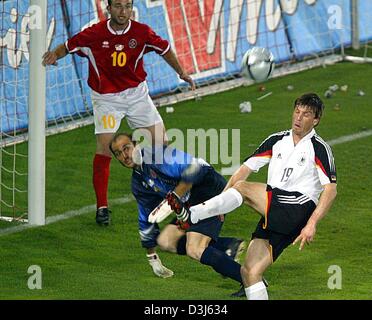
[140, 167, 227, 247]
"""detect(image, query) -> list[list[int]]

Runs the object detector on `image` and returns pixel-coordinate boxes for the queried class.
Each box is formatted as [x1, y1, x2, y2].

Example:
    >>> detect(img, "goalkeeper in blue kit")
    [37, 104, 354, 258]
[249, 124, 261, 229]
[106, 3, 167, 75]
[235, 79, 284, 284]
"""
[110, 132, 248, 296]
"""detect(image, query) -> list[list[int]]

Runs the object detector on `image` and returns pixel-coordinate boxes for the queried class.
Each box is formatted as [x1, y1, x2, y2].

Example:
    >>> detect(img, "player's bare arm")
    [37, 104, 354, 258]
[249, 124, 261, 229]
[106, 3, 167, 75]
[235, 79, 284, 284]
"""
[293, 183, 337, 250]
[42, 43, 68, 66]
[162, 50, 195, 90]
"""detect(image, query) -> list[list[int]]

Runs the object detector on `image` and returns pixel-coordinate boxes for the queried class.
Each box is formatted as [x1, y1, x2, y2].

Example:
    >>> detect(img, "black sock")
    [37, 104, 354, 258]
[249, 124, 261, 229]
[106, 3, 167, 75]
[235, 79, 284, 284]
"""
[200, 246, 242, 283]
[211, 237, 238, 252]
[176, 235, 187, 255]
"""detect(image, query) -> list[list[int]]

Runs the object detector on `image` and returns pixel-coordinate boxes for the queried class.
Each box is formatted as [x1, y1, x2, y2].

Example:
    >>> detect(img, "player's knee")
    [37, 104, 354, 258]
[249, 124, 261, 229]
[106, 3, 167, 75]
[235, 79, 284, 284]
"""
[96, 145, 112, 157]
[186, 243, 204, 261]
[233, 181, 249, 200]
[96, 136, 114, 156]
[234, 181, 260, 205]
[157, 234, 175, 253]
[156, 236, 167, 251]
[241, 263, 264, 282]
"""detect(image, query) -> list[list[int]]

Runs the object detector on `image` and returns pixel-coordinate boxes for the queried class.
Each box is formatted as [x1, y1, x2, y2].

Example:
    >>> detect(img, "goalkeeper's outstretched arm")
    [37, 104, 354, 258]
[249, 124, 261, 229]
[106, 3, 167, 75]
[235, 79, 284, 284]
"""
[146, 248, 174, 278]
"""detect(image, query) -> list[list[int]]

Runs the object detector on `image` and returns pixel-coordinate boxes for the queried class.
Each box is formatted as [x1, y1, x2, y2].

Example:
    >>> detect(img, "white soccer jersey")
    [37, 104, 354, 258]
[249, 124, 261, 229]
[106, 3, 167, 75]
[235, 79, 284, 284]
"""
[244, 129, 337, 205]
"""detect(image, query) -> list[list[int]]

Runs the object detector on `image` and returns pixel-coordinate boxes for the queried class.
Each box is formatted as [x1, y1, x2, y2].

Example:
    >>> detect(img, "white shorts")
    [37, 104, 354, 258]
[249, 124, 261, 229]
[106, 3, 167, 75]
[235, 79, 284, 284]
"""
[91, 81, 164, 134]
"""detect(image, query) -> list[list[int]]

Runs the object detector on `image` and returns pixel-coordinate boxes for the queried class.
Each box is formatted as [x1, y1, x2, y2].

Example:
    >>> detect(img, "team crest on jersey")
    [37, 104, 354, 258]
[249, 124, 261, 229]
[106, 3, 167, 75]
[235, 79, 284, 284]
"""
[115, 44, 124, 51]
[102, 41, 110, 48]
[129, 39, 137, 49]
[150, 169, 157, 178]
[297, 152, 307, 166]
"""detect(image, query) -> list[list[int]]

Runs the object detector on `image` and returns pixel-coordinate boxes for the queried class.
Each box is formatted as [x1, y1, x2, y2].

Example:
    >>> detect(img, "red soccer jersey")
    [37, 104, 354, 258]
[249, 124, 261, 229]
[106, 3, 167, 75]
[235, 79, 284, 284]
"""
[65, 19, 170, 94]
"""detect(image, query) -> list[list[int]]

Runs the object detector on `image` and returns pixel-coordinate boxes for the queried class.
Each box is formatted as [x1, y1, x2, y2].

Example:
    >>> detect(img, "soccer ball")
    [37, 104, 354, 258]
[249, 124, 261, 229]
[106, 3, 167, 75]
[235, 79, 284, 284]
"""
[241, 47, 275, 83]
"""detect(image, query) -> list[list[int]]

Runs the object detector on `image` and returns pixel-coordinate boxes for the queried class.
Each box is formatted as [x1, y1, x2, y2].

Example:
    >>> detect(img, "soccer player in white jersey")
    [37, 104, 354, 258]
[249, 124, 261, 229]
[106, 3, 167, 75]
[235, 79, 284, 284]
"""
[189, 93, 337, 300]
[42, 0, 195, 226]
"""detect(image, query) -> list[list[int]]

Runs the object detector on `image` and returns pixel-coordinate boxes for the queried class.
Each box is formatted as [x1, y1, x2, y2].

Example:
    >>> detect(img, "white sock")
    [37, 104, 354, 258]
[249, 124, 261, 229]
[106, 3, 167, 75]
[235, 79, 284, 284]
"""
[190, 188, 243, 223]
[244, 281, 269, 300]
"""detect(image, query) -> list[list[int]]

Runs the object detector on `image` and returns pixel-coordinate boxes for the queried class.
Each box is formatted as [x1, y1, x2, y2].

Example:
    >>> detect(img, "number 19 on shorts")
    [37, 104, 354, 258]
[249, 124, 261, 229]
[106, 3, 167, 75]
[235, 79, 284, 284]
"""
[102, 115, 116, 129]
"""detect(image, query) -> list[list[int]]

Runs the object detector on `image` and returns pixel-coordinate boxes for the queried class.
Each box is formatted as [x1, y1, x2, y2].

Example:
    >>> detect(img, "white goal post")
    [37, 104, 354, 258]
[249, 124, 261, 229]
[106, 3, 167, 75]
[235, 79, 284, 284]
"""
[28, 0, 46, 225]
[1, 0, 372, 225]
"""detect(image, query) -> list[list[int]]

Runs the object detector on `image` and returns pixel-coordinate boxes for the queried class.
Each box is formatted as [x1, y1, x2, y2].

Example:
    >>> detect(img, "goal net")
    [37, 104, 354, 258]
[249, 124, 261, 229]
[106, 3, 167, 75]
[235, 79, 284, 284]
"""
[1, 0, 371, 223]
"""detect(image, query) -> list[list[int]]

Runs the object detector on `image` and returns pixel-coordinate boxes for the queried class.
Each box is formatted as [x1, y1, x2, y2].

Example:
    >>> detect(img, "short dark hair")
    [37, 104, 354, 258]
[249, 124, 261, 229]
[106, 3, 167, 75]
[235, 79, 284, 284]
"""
[107, 0, 134, 6]
[294, 93, 325, 119]
[109, 132, 135, 155]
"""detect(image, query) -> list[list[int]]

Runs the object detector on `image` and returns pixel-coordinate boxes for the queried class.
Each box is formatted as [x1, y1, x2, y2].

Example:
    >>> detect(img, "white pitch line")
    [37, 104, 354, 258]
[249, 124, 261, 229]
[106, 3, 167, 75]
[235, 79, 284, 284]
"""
[327, 129, 372, 146]
[0, 195, 134, 237]
[257, 91, 273, 101]
[1, 130, 371, 237]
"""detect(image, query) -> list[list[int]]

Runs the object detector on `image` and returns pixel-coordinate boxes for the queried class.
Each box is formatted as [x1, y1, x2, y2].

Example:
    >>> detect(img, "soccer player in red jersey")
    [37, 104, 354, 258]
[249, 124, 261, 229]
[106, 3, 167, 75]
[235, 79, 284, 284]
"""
[43, 0, 195, 225]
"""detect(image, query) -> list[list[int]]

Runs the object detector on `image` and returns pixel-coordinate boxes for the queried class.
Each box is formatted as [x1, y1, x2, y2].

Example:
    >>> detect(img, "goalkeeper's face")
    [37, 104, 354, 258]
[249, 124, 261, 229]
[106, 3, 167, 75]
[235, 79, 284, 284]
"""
[111, 135, 137, 169]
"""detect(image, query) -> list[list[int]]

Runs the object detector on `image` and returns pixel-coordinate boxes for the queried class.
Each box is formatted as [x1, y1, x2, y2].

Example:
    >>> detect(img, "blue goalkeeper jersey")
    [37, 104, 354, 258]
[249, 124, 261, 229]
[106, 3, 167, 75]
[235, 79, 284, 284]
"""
[131, 145, 226, 248]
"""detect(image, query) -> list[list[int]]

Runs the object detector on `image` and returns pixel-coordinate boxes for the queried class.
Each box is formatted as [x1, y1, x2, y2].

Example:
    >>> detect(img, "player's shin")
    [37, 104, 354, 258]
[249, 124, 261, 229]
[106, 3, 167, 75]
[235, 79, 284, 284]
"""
[212, 237, 246, 263]
[93, 154, 112, 208]
[190, 188, 243, 223]
[176, 235, 187, 255]
[200, 246, 242, 283]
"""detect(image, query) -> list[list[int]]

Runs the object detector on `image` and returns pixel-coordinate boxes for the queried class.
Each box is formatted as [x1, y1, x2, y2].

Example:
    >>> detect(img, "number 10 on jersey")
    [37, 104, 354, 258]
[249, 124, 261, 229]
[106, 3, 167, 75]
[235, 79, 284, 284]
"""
[111, 52, 127, 67]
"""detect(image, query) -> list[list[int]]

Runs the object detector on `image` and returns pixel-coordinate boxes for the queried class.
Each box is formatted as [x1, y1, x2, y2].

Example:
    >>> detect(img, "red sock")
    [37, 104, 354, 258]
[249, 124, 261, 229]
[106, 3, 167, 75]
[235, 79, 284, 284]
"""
[93, 154, 112, 209]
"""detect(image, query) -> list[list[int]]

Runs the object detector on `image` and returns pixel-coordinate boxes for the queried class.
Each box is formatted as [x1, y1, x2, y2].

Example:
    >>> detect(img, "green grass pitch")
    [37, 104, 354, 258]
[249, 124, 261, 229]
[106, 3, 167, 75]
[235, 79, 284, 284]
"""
[0, 60, 371, 300]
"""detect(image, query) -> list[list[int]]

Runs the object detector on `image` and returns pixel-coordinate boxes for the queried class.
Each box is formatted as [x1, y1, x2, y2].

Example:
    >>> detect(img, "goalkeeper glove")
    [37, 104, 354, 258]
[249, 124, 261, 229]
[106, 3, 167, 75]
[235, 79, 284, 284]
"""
[166, 191, 190, 222]
[147, 253, 174, 278]
[176, 219, 190, 231]
[148, 199, 174, 224]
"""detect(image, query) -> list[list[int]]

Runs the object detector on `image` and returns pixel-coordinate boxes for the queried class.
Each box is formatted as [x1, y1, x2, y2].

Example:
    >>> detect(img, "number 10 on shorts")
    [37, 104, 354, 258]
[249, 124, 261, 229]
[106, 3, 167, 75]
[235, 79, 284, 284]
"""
[102, 115, 116, 129]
